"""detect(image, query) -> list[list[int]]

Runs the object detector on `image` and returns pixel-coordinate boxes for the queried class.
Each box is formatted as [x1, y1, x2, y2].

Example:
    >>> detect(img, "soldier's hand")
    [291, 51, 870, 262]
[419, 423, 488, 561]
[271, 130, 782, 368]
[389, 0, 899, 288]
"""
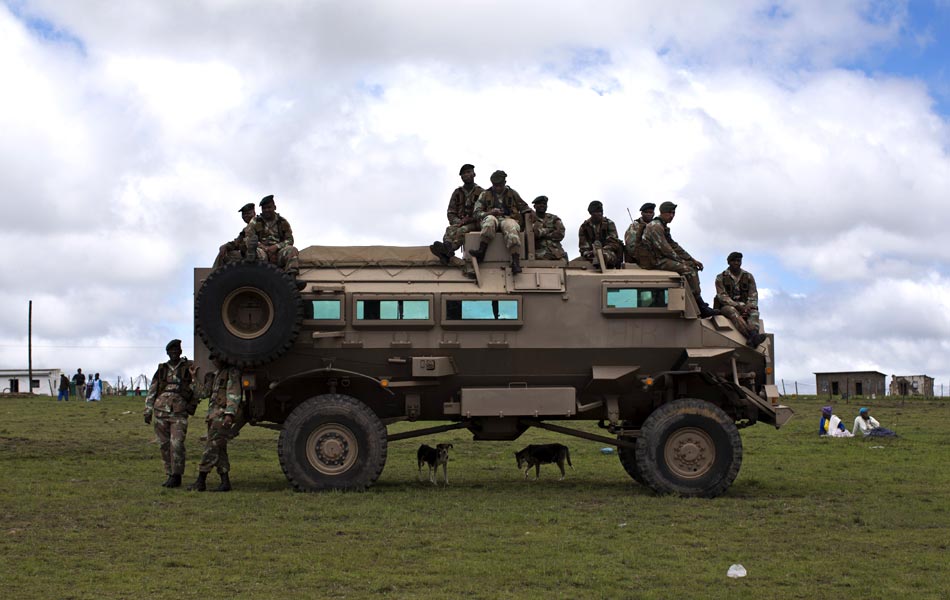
[491, 208, 502, 217]
[223, 414, 234, 428]
[144, 411, 152, 425]
[693, 260, 704, 271]
[189, 364, 199, 377]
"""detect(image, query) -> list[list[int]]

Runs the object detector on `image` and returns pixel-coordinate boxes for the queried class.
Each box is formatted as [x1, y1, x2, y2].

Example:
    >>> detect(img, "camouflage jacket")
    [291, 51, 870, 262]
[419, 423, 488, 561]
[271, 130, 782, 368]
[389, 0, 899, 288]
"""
[578, 217, 621, 259]
[245, 214, 294, 249]
[222, 227, 248, 254]
[145, 358, 195, 415]
[623, 218, 650, 262]
[715, 268, 758, 309]
[640, 218, 694, 267]
[532, 212, 566, 259]
[473, 187, 531, 222]
[447, 184, 485, 225]
[193, 367, 243, 419]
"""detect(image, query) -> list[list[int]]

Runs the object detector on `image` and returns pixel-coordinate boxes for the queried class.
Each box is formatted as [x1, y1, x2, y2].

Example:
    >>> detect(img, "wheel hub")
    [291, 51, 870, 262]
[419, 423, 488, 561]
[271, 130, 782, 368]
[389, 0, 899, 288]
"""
[664, 427, 715, 479]
[222, 287, 275, 340]
[306, 424, 359, 475]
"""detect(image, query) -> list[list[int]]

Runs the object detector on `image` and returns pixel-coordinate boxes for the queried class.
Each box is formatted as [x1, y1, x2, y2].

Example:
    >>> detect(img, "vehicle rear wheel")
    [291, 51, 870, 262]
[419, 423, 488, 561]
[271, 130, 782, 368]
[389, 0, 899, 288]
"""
[617, 438, 644, 484]
[195, 261, 303, 367]
[635, 399, 742, 498]
[278, 394, 388, 491]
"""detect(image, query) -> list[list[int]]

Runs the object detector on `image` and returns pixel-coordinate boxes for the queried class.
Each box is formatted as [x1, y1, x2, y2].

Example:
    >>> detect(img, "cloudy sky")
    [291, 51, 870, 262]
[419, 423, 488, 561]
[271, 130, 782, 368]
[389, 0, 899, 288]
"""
[2, 0, 949, 394]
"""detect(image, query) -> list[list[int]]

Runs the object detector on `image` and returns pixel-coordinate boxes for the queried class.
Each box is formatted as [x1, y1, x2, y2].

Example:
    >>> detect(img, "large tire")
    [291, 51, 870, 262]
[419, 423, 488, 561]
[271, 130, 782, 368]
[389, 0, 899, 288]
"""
[635, 399, 742, 498]
[617, 439, 644, 485]
[277, 394, 388, 492]
[195, 262, 303, 367]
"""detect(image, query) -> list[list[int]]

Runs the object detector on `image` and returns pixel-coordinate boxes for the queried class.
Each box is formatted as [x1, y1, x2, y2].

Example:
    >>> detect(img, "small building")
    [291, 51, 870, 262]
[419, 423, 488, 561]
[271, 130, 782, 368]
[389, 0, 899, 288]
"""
[814, 371, 886, 399]
[0, 368, 62, 395]
[890, 374, 934, 397]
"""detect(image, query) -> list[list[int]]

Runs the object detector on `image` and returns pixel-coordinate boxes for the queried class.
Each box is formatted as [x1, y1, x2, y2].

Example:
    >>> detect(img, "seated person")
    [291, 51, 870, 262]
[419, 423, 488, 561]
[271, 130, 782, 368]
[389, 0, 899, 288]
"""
[819, 406, 853, 437]
[852, 407, 897, 437]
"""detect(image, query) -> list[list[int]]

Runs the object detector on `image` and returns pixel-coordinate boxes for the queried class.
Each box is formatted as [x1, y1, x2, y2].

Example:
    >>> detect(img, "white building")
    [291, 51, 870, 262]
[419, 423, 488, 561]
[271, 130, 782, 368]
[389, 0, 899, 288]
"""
[0, 368, 63, 395]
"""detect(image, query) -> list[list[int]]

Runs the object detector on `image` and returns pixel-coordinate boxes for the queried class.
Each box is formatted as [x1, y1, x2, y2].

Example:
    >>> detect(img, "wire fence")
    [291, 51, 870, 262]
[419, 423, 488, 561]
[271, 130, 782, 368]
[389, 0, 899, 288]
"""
[778, 379, 948, 398]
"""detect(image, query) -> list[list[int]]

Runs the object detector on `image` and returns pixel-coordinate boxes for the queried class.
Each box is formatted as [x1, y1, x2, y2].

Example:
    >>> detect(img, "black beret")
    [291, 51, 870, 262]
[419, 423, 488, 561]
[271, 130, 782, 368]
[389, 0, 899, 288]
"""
[639, 202, 656, 211]
[659, 201, 677, 212]
[165, 339, 182, 351]
[728, 251, 743, 262]
[259, 194, 275, 206]
[239, 203, 255, 213]
[587, 200, 603, 213]
[532, 195, 548, 205]
[459, 163, 475, 175]
[490, 170, 507, 183]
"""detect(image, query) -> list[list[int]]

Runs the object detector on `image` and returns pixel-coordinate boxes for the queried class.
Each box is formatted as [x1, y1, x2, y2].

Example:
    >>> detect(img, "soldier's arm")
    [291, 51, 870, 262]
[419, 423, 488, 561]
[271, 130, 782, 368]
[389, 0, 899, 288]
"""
[473, 193, 488, 222]
[715, 274, 737, 307]
[225, 367, 243, 415]
[549, 217, 566, 242]
[279, 218, 294, 249]
[144, 366, 162, 411]
[605, 221, 622, 252]
[244, 220, 260, 257]
[446, 190, 462, 226]
[578, 224, 592, 258]
[624, 223, 637, 251]
[512, 190, 531, 214]
[646, 223, 678, 261]
[746, 274, 759, 308]
[670, 239, 693, 262]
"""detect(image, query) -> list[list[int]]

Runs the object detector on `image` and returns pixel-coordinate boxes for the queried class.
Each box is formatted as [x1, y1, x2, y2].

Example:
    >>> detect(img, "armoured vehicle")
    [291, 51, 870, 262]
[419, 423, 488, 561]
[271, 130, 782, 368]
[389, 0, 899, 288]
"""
[194, 232, 792, 498]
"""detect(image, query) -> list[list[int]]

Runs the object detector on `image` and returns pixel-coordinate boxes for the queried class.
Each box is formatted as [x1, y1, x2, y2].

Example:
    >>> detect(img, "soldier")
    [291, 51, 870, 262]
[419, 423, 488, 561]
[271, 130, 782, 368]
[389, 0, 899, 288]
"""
[430, 164, 485, 265]
[623, 202, 655, 264]
[144, 339, 196, 488]
[186, 356, 244, 492]
[715, 252, 766, 346]
[530, 196, 566, 261]
[245, 194, 305, 289]
[470, 170, 533, 274]
[638, 201, 718, 318]
[578, 201, 622, 268]
[213, 202, 260, 269]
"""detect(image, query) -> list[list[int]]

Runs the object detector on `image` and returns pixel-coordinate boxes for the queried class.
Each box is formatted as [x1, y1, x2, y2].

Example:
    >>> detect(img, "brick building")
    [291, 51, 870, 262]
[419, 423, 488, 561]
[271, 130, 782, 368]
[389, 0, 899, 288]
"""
[814, 371, 886, 399]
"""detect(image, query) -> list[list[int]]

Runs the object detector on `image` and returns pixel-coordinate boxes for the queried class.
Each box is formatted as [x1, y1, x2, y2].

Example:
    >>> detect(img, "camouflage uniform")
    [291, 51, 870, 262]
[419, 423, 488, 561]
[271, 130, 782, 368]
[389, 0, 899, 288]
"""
[443, 184, 485, 253]
[532, 212, 566, 260]
[578, 217, 622, 267]
[245, 213, 299, 275]
[145, 357, 195, 477]
[715, 268, 760, 338]
[473, 187, 531, 254]
[193, 366, 244, 474]
[213, 228, 267, 269]
[624, 218, 651, 264]
[639, 218, 702, 294]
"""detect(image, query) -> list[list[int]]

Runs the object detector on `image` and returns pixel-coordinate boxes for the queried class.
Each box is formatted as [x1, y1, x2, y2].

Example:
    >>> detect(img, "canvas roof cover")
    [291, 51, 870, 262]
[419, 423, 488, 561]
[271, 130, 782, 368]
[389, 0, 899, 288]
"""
[299, 245, 442, 268]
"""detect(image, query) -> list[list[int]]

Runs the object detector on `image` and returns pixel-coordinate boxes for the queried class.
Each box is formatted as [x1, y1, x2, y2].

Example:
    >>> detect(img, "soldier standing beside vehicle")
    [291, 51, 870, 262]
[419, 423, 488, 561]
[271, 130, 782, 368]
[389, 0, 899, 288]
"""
[530, 196, 566, 261]
[186, 356, 244, 492]
[144, 339, 196, 488]
[639, 201, 718, 318]
[624, 202, 655, 264]
[715, 252, 766, 347]
[470, 170, 533, 274]
[430, 164, 484, 265]
[578, 201, 622, 268]
[213, 202, 259, 269]
[245, 195, 305, 289]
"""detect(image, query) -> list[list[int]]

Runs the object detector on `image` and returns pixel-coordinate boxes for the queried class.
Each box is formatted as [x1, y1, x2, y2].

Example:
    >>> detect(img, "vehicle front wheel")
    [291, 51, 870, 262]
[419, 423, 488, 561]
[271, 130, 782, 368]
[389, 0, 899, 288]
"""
[635, 399, 742, 498]
[617, 438, 644, 485]
[278, 394, 388, 491]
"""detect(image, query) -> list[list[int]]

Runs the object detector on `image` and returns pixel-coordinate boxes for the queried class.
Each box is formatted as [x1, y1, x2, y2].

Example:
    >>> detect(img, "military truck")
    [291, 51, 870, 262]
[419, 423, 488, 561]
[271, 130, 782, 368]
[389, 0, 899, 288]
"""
[194, 232, 792, 498]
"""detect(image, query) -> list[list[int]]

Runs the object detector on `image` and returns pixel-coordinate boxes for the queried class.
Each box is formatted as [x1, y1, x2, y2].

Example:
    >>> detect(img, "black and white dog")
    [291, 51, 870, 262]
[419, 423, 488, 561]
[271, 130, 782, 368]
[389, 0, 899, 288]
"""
[515, 443, 573, 480]
[417, 443, 453, 485]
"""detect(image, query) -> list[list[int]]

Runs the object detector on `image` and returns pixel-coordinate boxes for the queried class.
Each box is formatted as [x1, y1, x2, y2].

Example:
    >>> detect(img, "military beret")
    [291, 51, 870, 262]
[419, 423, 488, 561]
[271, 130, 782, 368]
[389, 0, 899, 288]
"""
[459, 163, 475, 175]
[165, 339, 182, 351]
[639, 202, 656, 212]
[239, 202, 255, 213]
[587, 200, 603, 213]
[532, 195, 548, 205]
[727, 251, 743, 262]
[659, 201, 677, 213]
[259, 194, 275, 206]
[490, 170, 507, 183]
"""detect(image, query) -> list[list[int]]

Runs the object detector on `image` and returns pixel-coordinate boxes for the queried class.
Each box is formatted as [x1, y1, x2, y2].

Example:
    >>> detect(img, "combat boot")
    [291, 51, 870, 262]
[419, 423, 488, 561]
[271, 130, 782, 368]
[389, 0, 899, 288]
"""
[429, 241, 451, 265]
[214, 472, 232, 492]
[164, 474, 182, 488]
[747, 328, 767, 347]
[469, 241, 489, 262]
[695, 295, 720, 319]
[510, 253, 522, 275]
[187, 471, 208, 492]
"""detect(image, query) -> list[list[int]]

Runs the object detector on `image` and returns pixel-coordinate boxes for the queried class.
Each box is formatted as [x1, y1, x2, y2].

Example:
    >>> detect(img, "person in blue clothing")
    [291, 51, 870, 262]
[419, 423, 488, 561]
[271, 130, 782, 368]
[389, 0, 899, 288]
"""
[819, 405, 853, 437]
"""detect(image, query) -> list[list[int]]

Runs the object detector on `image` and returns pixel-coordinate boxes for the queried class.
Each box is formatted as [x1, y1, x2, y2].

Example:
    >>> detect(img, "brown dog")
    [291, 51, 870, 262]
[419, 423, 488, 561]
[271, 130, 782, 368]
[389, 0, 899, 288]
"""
[417, 443, 453, 485]
[515, 443, 573, 480]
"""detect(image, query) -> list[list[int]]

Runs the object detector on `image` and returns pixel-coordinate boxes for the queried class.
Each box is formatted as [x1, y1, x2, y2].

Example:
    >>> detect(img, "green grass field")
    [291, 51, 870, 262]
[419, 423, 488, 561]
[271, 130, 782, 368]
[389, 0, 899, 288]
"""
[1, 394, 948, 599]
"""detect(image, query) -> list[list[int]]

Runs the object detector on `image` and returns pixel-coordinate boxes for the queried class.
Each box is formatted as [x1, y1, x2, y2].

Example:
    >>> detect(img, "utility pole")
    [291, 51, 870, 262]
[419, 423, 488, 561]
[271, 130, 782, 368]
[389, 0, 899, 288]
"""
[781, 379, 786, 395]
[28, 300, 33, 395]
[795, 381, 799, 397]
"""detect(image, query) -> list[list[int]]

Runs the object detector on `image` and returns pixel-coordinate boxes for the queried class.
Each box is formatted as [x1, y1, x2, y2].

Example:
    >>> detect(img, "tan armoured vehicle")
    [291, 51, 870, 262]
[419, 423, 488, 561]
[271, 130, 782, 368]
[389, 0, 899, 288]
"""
[194, 232, 792, 498]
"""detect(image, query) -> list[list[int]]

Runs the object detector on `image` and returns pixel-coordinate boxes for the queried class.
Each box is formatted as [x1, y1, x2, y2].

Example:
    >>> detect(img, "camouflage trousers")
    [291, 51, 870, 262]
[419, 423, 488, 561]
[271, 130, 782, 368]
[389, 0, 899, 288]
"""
[154, 414, 189, 476]
[213, 247, 266, 270]
[442, 221, 480, 253]
[585, 248, 621, 268]
[534, 240, 566, 261]
[197, 412, 244, 474]
[479, 216, 522, 252]
[265, 245, 299, 275]
[652, 258, 701, 295]
[720, 305, 760, 337]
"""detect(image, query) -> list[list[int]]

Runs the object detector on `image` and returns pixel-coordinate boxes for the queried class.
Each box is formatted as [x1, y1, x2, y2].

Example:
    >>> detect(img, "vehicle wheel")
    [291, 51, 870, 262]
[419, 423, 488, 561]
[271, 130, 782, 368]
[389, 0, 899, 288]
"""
[277, 394, 388, 491]
[635, 399, 742, 498]
[617, 439, 644, 485]
[195, 262, 303, 366]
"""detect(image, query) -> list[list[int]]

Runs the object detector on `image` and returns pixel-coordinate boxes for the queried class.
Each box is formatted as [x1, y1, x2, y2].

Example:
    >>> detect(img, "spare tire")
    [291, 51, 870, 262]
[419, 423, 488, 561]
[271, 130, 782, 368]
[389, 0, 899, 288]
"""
[195, 262, 303, 366]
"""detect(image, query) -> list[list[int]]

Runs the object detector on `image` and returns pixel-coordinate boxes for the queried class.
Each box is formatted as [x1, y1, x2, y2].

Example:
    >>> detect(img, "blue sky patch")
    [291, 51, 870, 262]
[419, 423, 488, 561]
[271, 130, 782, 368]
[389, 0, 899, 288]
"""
[4, 0, 86, 55]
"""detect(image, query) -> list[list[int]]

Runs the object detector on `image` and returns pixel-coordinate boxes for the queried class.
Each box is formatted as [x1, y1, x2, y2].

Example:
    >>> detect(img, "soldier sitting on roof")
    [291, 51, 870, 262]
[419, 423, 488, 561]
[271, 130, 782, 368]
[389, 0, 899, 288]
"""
[470, 170, 533, 275]
[578, 201, 622, 268]
[245, 194, 306, 289]
[714, 252, 767, 347]
[214, 202, 262, 269]
[430, 163, 484, 265]
[530, 196, 566, 260]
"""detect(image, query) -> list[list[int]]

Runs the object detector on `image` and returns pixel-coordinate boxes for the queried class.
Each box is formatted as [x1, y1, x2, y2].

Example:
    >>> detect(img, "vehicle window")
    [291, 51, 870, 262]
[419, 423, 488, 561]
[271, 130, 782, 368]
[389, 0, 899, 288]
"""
[445, 299, 519, 321]
[356, 299, 430, 321]
[606, 288, 669, 308]
[311, 300, 342, 320]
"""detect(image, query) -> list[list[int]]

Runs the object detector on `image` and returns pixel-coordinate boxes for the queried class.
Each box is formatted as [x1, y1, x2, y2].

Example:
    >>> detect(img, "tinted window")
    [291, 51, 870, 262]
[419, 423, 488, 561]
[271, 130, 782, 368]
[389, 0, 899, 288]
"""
[311, 300, 342, 320]
[445, 299, 519, 320]
[356, 299, 430, 321]
[606, 288, 668, 308]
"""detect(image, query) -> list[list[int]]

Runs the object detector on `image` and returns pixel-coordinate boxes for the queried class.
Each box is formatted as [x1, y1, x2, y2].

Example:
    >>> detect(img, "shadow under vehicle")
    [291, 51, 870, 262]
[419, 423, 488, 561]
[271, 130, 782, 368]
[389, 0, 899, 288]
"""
[194, 232, 792, 498]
